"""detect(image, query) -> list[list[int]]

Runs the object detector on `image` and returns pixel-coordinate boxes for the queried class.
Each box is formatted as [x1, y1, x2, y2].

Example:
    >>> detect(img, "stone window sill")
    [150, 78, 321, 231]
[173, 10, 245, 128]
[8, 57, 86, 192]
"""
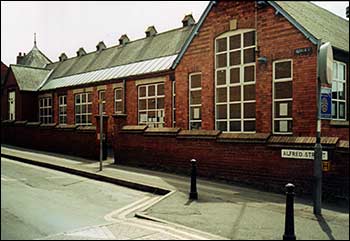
[330, 120, 349, 127]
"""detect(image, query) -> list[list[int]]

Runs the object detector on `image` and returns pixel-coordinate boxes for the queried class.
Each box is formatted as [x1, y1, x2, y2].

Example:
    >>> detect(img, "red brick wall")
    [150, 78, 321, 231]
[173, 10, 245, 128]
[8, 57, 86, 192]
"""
[175, 1, 321, 136]
[113, 128, 349, 198]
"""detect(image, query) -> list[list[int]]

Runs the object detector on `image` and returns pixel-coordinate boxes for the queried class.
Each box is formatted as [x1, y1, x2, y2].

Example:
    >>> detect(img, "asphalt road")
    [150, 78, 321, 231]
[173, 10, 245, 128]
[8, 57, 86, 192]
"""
[1, 157, 151, 240]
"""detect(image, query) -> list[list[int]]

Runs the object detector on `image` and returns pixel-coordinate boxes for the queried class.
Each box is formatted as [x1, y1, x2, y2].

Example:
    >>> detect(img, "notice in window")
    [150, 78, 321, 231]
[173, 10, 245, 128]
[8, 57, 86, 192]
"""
[280, 103, 288, 116]
[140, 114, 147, 122]
[194, 108, 200, 119]
[279, 120, 288, 132]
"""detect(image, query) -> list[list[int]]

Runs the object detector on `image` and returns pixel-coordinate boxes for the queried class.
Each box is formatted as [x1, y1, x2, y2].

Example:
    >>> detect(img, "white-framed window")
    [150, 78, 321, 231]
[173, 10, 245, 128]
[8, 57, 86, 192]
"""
[98, 90, 106, 115]
[114, 87, 124, 114]
[273, 59, 293, 134]
[172, 81, 176, 127]
[189, 73, 202, 130]
[39, 97, 53, 124]
[58, 95, 67, 124]
[75, 92, 92, 125]
[138, 83, 165, 128]
[215, 29, 256, 132]
[8, 91, 15, 120]
[332, 61, 347, 120]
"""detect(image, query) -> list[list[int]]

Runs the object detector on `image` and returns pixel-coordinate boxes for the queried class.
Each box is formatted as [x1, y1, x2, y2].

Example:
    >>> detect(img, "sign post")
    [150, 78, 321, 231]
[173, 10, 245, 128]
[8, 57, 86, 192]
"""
[99, 100, 103, 172]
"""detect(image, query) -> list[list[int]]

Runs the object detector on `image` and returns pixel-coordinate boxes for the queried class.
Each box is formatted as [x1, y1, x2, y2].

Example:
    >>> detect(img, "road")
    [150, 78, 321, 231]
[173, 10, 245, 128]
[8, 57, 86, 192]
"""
[1, 157, 153, 240]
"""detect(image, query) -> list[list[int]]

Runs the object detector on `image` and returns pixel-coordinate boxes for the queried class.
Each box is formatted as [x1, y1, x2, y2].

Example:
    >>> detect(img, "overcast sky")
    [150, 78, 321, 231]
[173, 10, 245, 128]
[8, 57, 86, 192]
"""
[1, 1, 348, 66]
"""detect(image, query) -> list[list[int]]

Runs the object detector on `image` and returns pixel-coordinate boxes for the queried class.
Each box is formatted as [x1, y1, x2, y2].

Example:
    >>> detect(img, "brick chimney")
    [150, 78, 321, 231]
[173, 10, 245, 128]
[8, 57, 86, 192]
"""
[96, 41, 106, 51]
[76, 47, 87, 57]
[346, 6, 349, 18]
[182, 14, 196, 27]
[119, 34, 130, 46]
[59, 53, 68, 62]
[16, 52, 24, 64]
[145, 26, 157, 37]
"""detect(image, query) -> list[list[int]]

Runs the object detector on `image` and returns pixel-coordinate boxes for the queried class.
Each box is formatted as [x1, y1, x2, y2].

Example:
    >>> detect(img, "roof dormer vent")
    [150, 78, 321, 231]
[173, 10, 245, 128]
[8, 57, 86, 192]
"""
[182, 14, 196, 27]
[59, 53, 68, 62]
[145, 26, 157, 37]
[119, 34, 130, 46]
[76, 47, 86, 57]
[96, 41, 106, 51]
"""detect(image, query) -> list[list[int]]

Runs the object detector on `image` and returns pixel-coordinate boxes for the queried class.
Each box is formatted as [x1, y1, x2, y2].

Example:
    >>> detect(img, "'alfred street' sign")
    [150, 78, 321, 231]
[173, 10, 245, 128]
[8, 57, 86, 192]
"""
[281, 149, 328, 160]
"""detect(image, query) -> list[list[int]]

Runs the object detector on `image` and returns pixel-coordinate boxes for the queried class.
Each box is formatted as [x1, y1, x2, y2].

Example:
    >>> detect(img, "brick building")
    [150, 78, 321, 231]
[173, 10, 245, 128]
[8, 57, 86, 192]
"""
[2, 1, 349, 197]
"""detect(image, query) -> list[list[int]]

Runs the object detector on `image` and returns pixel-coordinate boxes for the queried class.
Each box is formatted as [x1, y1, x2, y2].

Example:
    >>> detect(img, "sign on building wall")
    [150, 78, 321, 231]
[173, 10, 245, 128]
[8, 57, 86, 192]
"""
[320, 87, 332, 120]
[281, 149, 328, 160]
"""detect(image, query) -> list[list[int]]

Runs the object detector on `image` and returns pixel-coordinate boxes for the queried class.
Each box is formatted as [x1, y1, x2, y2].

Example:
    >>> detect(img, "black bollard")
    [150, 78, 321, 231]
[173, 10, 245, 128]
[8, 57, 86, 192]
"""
[189, 159, 198, 200]
[283, 183, 296, 240]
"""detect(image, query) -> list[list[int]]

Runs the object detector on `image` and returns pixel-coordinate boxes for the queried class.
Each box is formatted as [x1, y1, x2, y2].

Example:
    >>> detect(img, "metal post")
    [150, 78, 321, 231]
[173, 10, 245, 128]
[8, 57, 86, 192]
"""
[283, 183, 296, 241]
[314, 40, 322, 215]
[99, 100, 103, 171]
[189, 159, 198, 200]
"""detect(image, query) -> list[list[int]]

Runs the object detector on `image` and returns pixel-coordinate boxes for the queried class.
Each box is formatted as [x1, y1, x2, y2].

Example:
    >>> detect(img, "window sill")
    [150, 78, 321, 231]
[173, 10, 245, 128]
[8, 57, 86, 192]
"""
[330, 120, 349, 127]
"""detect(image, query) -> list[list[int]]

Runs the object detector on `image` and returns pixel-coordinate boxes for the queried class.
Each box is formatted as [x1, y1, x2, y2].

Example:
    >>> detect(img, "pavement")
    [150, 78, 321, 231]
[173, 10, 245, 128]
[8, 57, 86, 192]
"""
[1, 144, 349, 240]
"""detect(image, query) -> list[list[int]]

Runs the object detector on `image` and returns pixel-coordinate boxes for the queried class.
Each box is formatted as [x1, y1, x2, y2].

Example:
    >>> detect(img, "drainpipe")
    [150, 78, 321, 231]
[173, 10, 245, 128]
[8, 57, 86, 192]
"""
[123, 79, 126, 114]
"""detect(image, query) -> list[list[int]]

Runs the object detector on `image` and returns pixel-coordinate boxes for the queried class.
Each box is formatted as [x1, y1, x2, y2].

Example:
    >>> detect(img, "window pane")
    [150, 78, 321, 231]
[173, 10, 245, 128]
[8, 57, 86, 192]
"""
[217, 70, 226, 86]
[274, 120, 292, 133]
[88, 104, 92, 113]
[190, 74, 201, 88]
[157, 98, 164, 109]
[244, 103, 256, 118]
[332, 82, 338, 99]
[333, 62, 337, 79]
[139, 99, 146, 110]
[76, 115, 81, 124]
[230, 104, 241, 119]
[275, 61, 291, 79]
[217, 88, 227, 103]
[229, 34, 241, 50]
[275, 101, 292, 118]
[230, 51, 240, 66]
[244, 48, 255, 64]
[190, 107, 201, 120]
[148, 85, 155, 96]
[190, 90, 201, 105]
[244, 66, 255, 82]
[82, 94, 86, 102]
[216, 53, 227, 68]
[244, 31, 255, 47]
[75, 105, 81, 114]
[339, 102, 345, 119]
[75, 94, 80, 103]
[230, 68, 240, 84]
[338, 64, 345, 80]
[244, 85, 255, 101]
[148, 98, 156, 109]
[157, 84, 164, 95]
[115, 89, 122, 100]
[230, 86, 241, 102]
[216, 104, 227, 119]
[139, 86, 146, 97]
[190, 122, 202, 130]
[216, 38, 227, 52]
[332, 101, 337, 118]
[275, 81, 292, 99]
[244, 121, 255, 132]
[139, 112, 147, 123]
[116, 102, 123, 113]
[229, 121, 241, 132]
[217, 121, 227, 131]
[338, 82, 345, 100]
[88, 93, 92, 102]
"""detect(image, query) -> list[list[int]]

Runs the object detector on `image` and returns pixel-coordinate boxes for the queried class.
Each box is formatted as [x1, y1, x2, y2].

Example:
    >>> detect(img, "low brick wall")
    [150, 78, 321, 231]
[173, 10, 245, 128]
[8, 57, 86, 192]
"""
[1, 120, 99, 160]
[113, 123, 349, 199]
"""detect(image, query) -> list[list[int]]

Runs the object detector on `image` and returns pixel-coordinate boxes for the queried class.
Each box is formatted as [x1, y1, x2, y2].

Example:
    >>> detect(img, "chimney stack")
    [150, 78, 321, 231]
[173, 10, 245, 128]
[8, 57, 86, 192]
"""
[16, 52, 24, 64]
[145, 26, 157, 37]
[59, 53, 68, 62]
[182, 14, 196, 27]
[96, 41, 106, 51]
[119, 34, 130, 46]
[346, 6, 349, 18]
[76, 47, 87, 57]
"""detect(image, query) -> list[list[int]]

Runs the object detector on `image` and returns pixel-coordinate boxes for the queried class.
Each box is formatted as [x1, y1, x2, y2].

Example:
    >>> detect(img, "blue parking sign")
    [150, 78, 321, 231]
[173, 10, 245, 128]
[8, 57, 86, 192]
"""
[320, 87, 332, 120]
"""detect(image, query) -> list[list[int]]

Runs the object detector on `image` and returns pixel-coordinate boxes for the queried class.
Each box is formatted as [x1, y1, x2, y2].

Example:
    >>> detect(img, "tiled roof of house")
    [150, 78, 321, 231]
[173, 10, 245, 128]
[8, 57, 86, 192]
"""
[275, 1, 349, 52]
[17, 45, 52, 68]
[43, 26, 195, 83]
[10, 64, 51, 91]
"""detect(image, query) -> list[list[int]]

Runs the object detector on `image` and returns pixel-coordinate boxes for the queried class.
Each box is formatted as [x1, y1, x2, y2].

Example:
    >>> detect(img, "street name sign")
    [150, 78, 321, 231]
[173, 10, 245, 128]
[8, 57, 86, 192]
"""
[281, 149, 328, 160]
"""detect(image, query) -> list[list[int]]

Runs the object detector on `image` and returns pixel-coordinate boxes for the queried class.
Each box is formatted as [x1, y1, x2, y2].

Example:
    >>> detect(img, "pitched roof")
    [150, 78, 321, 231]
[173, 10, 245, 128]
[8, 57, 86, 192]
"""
[18, 45, 52, 68]
[10, 64, 51, 91]
[44, 26, 195, 82]
[274, 1, 349, 52]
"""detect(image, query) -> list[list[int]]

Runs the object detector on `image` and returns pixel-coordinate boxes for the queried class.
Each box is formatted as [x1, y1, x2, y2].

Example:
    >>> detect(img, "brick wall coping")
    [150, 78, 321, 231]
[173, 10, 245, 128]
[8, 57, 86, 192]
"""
[55, 124, 77, 130]
[338, 140, 349, 149]
[177, 129, 221, 139]
[2, 120, 15, 125]
[14, 120, 28, 126]
[330, 120, 349, 127]
[268, 136, 339, 145]
[40, 123, 58, 128]
[144, 127, 181, 136]
[217, 133, 271, 143]
[76, 126, 96, 132]
[26, 122, 41, 127]
[121, 125, 148, 133]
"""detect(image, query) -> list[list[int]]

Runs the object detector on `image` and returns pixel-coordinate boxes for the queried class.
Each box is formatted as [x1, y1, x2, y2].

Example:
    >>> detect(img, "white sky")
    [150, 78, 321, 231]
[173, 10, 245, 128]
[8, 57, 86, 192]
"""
[1, 1, 348, 66]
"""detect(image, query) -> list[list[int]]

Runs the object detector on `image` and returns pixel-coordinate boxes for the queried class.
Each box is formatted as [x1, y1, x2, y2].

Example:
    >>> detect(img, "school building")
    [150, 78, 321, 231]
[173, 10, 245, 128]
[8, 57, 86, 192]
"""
[1, 1, 349, 198]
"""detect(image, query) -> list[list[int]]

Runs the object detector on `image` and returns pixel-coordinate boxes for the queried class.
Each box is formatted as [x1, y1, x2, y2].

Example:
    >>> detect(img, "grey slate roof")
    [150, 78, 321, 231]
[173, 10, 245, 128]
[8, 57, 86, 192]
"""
[44, 26, 195, 82]
[275, 1, 349, 52]
[11, 65, 51, 91]
[18, 45, 52, 68]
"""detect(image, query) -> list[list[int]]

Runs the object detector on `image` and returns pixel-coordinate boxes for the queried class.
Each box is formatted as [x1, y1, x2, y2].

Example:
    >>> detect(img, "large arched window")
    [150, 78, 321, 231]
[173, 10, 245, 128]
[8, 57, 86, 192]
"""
[215, 29, 256, 132]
